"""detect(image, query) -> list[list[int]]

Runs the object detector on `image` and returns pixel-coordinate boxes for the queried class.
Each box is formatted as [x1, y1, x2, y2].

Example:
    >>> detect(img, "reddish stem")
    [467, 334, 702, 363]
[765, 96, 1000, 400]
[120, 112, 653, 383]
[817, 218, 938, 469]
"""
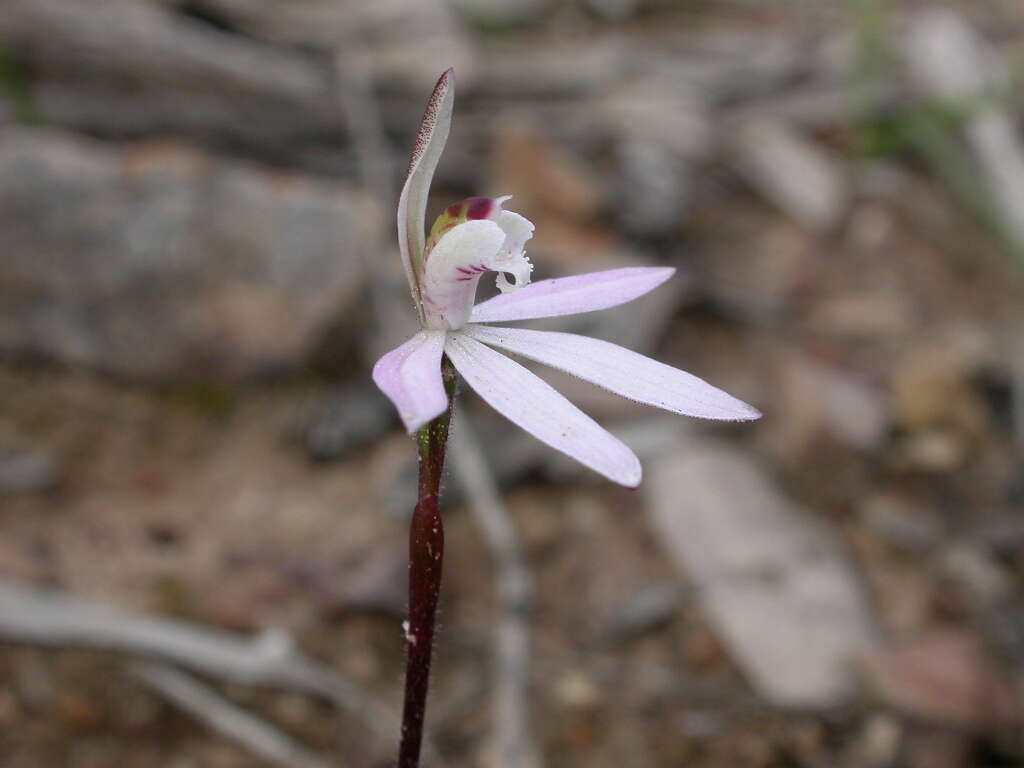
[397, 358, 455, 768]
[398, 494, 443, 768]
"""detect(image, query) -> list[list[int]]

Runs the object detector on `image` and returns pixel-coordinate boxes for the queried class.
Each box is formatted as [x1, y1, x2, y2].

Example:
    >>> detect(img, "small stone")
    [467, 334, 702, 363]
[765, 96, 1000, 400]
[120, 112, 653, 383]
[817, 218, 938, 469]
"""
[775, 356, 888, 460]
[731, 117, 848, 231]
[615, 139, 690, 237]
[941, 544, 1012, 604]
[862, 630, 1021, 727]
[298, 385, 394, 462]
[0, 450, 59, 495]
[852, 715, 903, 768]
[601, 584, 680, 645]
[858, 492, 943, 552]
[900, 430, 968, 472]
[891, 345, 989, 437]
[556, 671, 600, 711]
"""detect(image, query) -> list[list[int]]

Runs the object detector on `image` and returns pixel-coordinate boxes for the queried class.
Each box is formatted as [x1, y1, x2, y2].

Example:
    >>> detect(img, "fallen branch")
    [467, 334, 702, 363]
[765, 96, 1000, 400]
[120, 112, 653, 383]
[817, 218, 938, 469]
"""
[332, 48, 420, 365]
[451, 417, 541, 768]
[0, 580, 404, 749]
[906, 10, 1024, 259]
[132, 661, 332, 768]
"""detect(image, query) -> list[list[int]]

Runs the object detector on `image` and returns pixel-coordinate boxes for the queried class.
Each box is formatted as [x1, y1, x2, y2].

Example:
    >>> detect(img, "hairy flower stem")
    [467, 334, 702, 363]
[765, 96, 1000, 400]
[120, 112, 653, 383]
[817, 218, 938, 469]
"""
[398, 357, 456, 768]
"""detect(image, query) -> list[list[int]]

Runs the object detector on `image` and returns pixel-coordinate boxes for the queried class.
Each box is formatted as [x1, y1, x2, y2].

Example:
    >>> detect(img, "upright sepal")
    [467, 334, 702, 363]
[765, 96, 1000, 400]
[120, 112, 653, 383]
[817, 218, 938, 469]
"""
[397, 69, 455, 321]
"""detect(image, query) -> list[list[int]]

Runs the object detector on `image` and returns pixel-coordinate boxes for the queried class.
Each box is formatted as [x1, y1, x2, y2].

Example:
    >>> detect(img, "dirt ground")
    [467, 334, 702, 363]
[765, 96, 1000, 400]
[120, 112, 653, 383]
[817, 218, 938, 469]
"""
[3, 1, 1024, 767]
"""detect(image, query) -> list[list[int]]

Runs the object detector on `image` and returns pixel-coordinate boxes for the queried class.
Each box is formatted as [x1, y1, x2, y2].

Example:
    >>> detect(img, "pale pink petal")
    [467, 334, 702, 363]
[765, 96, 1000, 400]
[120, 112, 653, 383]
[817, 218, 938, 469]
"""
[372, 330, 448, 433]
[397, 69, 454, 318]
[445, 332, 642, 487]
[463, 325, 761, 421]
[470, 266, 675, 323]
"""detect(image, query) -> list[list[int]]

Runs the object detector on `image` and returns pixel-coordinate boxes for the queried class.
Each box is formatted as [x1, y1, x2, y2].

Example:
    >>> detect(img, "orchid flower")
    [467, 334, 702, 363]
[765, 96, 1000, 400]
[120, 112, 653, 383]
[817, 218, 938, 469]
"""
[374, 69, 760, 488]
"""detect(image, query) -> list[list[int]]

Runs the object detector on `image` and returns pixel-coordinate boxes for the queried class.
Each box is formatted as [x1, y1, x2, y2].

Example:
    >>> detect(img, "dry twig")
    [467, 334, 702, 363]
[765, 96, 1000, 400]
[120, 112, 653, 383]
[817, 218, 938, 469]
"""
[0, 580, 403, 748]
[333, 49, 415, 358]
[132, 661, 332, 768]
[451, 417, 541, 768]
[906, 10, 1024, 258]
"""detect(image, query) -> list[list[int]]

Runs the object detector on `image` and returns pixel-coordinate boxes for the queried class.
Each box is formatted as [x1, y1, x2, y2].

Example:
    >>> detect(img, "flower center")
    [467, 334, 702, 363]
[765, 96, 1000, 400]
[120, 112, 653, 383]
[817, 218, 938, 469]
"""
[419, 197, 534, 330]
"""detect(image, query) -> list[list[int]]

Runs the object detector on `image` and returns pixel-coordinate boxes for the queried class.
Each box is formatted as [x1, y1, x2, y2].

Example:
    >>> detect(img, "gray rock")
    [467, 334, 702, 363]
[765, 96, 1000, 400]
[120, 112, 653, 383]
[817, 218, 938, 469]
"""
[615, 139, 691, 238]
[0, 130, 373, 380]
[645, 437, 879, 708]
[0, 451, 59, 495]
[730, 116, 848, 232]
[599, 583, 682, 645]
[0, 0, 346, 161]
[193, 0, 474, 91]
[298, 385, 395, 462]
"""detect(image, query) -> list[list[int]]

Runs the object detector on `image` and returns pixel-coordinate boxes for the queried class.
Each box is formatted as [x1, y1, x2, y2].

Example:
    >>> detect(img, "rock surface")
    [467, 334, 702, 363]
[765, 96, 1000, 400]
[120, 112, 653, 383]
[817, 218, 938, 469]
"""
[0, 130, 372, 379]
[645, 438, 879, 708]
[0, 0, 338, 155]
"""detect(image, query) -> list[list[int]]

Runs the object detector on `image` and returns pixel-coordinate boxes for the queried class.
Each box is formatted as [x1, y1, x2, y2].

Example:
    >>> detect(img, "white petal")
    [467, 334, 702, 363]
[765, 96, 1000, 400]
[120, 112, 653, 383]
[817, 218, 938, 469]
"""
[397, 69, 454, 318]
[372, 330, 448, 433]
[493, 208, 535, 293]
[470, 266, 674, 324]
[463, 325, 761, 421]
[495, 208, 535, 258]
[422, 219, 506, 330]
[445, 332, 641, 487]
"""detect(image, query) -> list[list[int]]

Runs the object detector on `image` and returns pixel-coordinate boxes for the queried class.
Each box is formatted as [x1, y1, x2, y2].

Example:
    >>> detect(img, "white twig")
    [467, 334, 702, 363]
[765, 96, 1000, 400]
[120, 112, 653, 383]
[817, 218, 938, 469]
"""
[906, 10, 1024, 251]
[451, 416, 541, 768]
[0, 580, 402, 748]
[333, 49, 415, 357]
[334, 50, 395, 215]
[132, 661, 332, 768]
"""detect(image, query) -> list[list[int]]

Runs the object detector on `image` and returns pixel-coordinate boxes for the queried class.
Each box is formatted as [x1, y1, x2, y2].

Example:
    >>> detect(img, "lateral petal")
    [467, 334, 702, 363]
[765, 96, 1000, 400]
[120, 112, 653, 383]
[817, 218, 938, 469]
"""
[463, 325, 761, 421]
[470, 266, 675, 323]
[372, 330, 448, 433]
[445, 332, 641, 487]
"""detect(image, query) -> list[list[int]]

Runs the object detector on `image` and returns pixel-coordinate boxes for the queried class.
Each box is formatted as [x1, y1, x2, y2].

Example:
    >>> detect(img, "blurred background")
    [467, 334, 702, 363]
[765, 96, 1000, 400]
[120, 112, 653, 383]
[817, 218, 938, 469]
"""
[2, 0, 1024, 766]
